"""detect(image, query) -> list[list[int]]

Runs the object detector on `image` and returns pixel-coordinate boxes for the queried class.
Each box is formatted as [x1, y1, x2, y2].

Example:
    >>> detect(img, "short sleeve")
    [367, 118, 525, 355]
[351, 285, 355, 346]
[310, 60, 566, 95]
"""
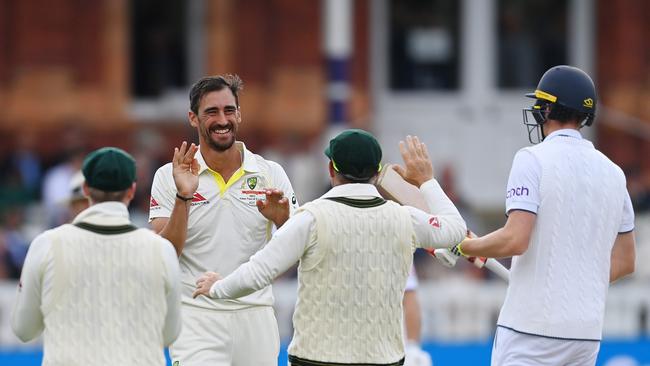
[149, 165, 175, 221]
[505, 149, 541, 215]
[269, 161, 299, 214]
[619, 191, 635, 233]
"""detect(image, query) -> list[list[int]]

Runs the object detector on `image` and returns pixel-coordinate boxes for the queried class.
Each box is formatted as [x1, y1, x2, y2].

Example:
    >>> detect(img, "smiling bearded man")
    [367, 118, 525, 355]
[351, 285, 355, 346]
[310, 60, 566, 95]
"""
[149, 74, 299, 366]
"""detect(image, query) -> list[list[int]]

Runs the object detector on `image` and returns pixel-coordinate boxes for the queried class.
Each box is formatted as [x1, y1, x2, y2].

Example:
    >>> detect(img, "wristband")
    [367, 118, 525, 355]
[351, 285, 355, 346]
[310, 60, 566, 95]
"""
[456, 242, 467, 257]
[176, 192, 193, 202]
[451, 242, 467, 257]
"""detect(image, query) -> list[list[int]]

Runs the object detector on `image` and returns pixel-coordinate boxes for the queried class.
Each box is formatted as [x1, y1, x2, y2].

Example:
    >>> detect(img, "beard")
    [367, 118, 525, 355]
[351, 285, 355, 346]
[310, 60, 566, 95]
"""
[200, 122, 237, 152]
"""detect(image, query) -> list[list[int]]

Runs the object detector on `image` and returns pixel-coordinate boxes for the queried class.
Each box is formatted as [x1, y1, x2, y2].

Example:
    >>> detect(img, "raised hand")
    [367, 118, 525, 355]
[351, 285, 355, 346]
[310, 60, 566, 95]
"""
[392, 135, 434, 188]
[172, 141, 200, 198]
[256, 188, 290, 228]
[192, 271, 222, 298]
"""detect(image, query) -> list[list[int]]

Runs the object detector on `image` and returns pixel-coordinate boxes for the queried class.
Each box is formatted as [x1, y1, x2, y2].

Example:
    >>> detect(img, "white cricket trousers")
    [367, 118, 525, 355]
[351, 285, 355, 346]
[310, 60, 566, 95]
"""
[170, 305, 280, 366]
[491, 326, 600, 366]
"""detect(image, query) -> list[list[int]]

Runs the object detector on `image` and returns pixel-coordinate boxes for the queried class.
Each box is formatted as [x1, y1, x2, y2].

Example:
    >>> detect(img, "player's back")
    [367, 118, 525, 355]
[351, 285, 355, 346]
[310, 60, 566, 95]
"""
[40, 224, 170, 366]
[499, 134, 627, 340]
[289, 198, 413, 364]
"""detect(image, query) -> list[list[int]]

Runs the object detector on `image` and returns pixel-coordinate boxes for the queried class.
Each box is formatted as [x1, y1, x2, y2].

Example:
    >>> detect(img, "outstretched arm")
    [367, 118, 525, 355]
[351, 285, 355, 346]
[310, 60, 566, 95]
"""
[458, 210, 535, 258]
[193, 211, 316, 299]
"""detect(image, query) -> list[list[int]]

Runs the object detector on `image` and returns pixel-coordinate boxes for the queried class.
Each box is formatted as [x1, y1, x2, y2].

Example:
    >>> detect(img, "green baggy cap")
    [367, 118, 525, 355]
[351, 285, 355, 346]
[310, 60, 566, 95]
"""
[324, 129, 382, 181]
[82, 147, 136, 192]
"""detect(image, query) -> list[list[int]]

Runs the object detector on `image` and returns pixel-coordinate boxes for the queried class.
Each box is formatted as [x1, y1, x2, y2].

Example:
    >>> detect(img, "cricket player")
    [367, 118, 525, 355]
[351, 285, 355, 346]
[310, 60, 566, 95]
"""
[149, 74, 298, 366]
[449, 66, 636, 365]
[403, 268, 433, 366]
[12, 147, 181, 365]
[194, 129, 467, 366]
[67, 170, 89, 217]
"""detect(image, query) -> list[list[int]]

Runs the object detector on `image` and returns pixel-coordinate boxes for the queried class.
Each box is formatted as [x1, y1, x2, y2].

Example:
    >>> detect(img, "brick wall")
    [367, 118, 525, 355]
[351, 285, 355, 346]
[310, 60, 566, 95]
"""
[596, 0, 650, 180]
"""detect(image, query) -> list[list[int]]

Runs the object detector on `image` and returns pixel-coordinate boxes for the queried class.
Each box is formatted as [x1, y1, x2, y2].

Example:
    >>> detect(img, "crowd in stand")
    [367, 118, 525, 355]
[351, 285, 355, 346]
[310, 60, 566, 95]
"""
[1, 131, 649, 282]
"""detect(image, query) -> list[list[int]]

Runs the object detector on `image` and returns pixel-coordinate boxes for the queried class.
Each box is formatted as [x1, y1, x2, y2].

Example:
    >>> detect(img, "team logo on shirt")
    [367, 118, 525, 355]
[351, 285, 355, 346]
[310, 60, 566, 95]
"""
[240, 175, 267, 190]
[429, 216, 441, 229]
[247, 177, 258, 190]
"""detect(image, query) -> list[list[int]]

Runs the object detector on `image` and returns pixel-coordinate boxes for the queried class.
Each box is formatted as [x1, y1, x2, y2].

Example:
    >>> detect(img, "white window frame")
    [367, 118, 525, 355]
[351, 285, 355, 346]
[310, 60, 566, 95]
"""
[371, 0, 595, 209]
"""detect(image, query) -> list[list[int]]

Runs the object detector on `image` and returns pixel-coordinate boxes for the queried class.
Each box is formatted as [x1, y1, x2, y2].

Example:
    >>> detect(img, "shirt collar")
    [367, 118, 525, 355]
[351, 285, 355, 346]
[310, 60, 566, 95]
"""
[545, 129, 583, 141]
[196, 141, 261, 175]
[72, 202, 131, 227]
[321, 183, 383, 199]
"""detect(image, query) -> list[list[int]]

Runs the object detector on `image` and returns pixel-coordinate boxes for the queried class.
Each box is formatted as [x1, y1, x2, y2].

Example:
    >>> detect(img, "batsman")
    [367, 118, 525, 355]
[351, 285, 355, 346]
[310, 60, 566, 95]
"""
[194, 129, 467, 366]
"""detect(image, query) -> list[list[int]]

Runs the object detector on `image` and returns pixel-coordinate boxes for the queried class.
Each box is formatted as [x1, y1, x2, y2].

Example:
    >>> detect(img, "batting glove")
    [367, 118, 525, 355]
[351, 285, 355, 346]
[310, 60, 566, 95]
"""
[429, 248, 460, 268]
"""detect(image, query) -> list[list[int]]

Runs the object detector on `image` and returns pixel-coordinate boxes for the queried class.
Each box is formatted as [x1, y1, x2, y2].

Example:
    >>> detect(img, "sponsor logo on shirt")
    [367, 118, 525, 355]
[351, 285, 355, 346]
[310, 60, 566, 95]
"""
[191, 192, 209, 206]
[506, 186, 529, 198]
[238, 190, 267, 206]
[238, 175, 268, 206]
[429, 216, 441, 229]
[150, 197, 159, 208]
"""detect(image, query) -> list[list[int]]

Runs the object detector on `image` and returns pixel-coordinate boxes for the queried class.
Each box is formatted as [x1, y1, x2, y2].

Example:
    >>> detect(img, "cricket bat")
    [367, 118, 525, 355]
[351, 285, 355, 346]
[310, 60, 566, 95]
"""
[375, 164, 510, 283]
[375, 164, 430, 212]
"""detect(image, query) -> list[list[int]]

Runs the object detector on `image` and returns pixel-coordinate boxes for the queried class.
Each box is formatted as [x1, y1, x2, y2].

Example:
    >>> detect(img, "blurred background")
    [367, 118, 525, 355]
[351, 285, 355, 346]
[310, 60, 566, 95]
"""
[0, 0, 649, 365]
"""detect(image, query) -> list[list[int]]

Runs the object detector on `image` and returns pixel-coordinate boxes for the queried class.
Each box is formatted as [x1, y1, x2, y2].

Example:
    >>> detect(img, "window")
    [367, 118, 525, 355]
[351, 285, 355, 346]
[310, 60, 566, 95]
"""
[388, 0, 461, 90]
[497, 0, 569, 88]
[131, 0, 187, 97]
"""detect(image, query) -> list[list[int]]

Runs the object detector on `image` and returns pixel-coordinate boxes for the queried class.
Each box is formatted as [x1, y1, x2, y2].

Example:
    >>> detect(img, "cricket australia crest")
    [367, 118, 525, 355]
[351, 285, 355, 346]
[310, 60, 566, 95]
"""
[246, 176, 258, 190]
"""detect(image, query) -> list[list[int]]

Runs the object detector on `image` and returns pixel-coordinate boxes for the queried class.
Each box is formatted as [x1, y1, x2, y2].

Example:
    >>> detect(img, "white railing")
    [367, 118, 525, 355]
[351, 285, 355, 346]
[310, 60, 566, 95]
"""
[272, 277, 650, 342]
[2, 209, 648, 348]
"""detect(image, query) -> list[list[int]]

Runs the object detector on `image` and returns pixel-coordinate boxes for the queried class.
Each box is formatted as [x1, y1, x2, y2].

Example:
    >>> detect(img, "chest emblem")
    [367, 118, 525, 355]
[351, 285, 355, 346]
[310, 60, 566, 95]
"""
[238, 175, 267, 207]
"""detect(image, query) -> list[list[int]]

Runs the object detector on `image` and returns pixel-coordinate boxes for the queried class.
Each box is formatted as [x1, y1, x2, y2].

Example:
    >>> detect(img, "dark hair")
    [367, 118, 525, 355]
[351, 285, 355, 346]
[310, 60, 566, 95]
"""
[87, 187, 129, 203]
[548, 103, 589, 125]
[189, 74, 244, 114]
[333, 169, 377, 184]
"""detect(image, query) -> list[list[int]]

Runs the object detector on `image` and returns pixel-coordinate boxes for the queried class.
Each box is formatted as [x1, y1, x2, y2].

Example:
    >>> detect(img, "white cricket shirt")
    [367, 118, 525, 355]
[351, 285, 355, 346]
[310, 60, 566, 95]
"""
[12, 202, 181, 365]
[498, 129, 635, 340]
[504, 129, 634, 229]
[150, 142, 298, 310]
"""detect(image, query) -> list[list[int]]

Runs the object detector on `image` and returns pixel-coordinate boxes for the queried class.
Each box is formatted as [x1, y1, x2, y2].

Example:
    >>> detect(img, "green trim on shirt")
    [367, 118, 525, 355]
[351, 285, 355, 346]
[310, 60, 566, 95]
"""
[325, 197, 387, 208]
[74, 222, 138, 235]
